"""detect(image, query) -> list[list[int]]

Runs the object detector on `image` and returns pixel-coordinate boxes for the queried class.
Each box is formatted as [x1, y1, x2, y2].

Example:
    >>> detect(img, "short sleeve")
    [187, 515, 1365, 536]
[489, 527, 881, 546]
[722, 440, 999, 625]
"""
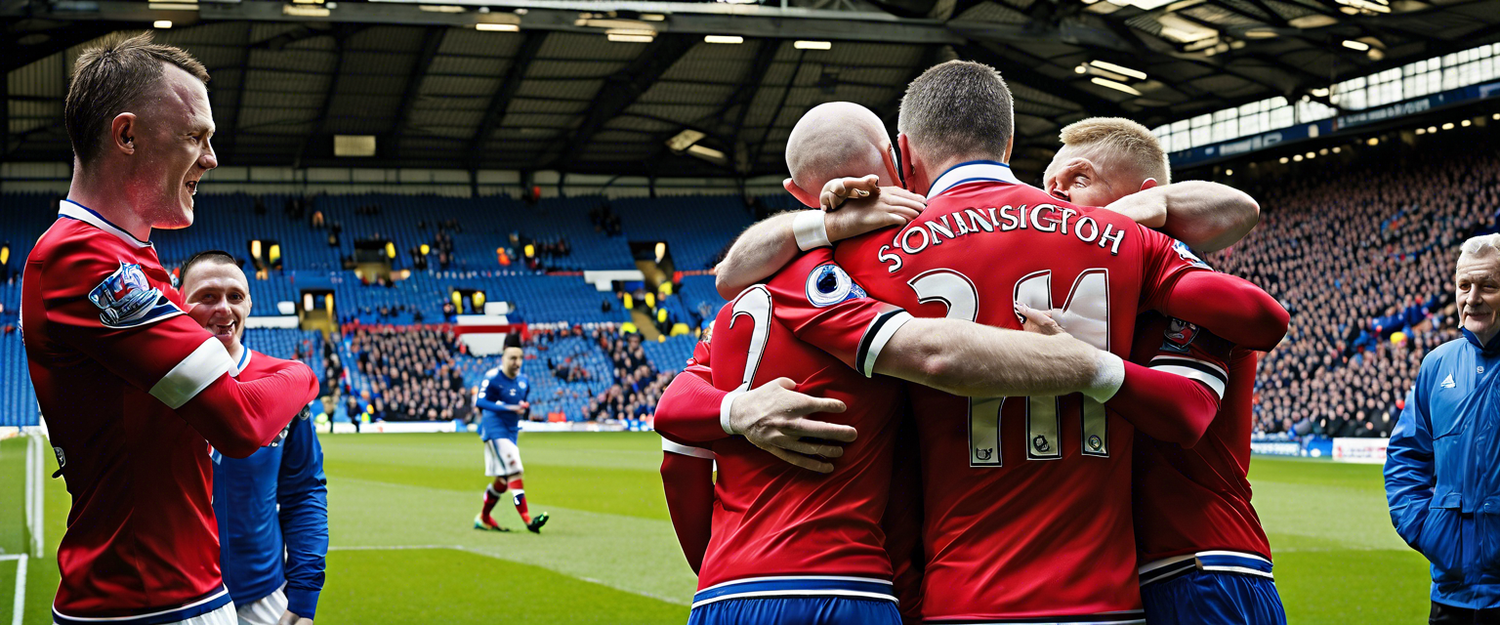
[761, 249, 912, 377]
[42, 248, 232, 409]
[1139, 228, 1214, 312]
[1145, 319, 1234, 399]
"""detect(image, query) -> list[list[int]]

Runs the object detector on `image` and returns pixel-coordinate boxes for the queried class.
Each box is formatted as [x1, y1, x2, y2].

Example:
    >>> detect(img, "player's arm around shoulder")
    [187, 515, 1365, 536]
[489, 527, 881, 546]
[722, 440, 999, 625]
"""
[38, 236, 314, 456]
[1104, 180, 1259, 254]
[871, 315, 1122, 402]
[713, 180, 923, 299]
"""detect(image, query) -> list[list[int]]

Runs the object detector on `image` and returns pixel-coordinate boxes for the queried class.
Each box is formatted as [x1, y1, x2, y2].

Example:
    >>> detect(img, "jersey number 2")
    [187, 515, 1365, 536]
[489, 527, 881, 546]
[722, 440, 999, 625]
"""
[908, 268, 1111, 467]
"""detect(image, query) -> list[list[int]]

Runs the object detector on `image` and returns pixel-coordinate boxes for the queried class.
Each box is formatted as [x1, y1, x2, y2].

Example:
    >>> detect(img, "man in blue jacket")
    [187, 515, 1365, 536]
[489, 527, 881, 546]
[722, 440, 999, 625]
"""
[182, 251, 329, 625]
[1387, 234, 1500, 625]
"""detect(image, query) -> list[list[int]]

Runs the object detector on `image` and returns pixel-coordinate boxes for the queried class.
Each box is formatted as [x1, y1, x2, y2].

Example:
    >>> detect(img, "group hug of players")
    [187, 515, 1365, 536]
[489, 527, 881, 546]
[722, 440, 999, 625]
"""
[653, 61, 1292, 625]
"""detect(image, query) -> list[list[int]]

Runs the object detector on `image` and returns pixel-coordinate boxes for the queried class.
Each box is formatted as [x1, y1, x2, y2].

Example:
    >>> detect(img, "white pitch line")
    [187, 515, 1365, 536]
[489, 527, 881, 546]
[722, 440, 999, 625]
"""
[12, 554, 27, 625]
[0, 556, 21, 562]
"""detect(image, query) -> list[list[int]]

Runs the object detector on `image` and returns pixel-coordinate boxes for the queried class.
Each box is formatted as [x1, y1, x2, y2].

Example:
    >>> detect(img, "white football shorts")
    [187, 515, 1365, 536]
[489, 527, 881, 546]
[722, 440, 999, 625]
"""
[234, 586, 288, 625]
[484, 438, 524, 477]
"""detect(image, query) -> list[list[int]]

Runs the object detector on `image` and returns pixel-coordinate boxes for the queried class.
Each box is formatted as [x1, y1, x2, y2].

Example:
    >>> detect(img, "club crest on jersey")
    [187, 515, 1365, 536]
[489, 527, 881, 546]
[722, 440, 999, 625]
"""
[88, 262, 181, 329]
[805, 263, 867, 308]
[1172, 240, 1211, 270]
[1162, 319, 1200, 353]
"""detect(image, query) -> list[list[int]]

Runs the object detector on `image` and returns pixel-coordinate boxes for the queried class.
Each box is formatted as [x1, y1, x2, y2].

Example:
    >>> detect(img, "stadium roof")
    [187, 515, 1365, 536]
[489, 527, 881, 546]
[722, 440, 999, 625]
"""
[4, 0, 1499, 179]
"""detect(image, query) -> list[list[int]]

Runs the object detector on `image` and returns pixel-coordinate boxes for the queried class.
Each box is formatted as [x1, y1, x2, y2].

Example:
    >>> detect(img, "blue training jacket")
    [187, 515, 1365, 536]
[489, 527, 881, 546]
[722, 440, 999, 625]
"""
[213, 401, 329, 618]
[1386, 328, 1500, 610]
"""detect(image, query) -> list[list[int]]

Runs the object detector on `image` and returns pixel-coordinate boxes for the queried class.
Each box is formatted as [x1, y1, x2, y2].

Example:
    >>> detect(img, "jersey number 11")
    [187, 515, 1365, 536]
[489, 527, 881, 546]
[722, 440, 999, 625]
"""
[907, 268, 1111, 467]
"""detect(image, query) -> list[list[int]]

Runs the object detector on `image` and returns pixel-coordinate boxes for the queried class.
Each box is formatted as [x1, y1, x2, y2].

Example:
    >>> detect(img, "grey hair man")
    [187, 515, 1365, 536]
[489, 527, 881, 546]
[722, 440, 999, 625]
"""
[1387, 233, 1500, 625]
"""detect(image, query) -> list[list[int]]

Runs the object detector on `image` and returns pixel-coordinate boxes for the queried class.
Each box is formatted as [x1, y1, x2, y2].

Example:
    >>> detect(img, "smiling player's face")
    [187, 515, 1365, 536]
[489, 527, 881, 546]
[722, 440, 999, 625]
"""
[183, 261, 250, 352]
[130, 63, 217, 231]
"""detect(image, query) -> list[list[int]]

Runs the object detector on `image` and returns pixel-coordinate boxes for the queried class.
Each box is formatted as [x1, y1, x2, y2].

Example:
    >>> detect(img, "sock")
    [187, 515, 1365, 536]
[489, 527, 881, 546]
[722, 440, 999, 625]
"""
[482, 485, 504, 523]
[509, 478, 531, 524]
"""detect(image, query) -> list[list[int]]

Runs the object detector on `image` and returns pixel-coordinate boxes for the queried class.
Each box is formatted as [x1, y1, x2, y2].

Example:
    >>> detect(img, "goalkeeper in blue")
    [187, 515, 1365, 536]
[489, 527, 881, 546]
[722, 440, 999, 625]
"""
[475, 333, 550, 533]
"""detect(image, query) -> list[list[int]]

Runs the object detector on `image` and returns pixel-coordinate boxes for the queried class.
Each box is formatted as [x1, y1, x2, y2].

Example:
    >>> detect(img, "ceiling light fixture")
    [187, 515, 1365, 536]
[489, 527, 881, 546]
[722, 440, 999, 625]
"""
[1342, 39, 1370, 51]
[148, 2, 199, 9]
[1089, 60, 1147, 80]
[283, 4, 330, 16]
[476, 23, 520, 31]
[1091, 77, 1142, 96]
[704, 35, 743, 44]
[419, 5, 466, 12]
[607, 33, 654, 42]
[153, 20, 173, 28]
[794, 40, 832, 50]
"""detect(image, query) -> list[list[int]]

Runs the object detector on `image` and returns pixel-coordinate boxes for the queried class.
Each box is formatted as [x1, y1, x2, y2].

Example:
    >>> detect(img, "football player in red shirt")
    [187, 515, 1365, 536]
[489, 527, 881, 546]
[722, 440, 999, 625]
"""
[685, 62, 1287, 624]
[1042, 118, 1285, 625]
[22, 34, 317, 625]
[657, 96, 1279, 624]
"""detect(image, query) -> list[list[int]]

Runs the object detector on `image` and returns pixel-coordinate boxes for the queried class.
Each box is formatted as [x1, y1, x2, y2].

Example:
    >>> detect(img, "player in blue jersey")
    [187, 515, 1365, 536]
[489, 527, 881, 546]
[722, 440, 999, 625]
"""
[474, 334, 549, 533]
[180, 251, 329, 625]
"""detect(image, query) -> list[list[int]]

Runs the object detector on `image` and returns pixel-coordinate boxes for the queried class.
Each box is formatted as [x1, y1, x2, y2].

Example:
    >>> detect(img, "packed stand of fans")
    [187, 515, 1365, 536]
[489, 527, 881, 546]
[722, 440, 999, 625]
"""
[586, 329, 675, 424]
[342, 326, 474, 423]
[335, 323, 683, 426]
[1217, 140, 1500, 437]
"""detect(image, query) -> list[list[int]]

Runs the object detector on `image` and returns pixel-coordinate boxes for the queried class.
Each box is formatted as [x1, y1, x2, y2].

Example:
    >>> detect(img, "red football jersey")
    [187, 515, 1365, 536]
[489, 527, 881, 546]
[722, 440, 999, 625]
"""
[685, 249, 912, 604]
[21, 201, 296, 623]
[1130, 314, 1272, 573]
[833, 162, 1210, 622]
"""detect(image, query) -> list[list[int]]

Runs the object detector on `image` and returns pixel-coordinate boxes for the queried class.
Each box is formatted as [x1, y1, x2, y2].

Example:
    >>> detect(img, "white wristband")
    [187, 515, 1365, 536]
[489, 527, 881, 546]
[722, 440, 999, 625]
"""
[1082, 351, 1126, 403]
[792, 210, 832, 251]
[720, 388, 748, 435]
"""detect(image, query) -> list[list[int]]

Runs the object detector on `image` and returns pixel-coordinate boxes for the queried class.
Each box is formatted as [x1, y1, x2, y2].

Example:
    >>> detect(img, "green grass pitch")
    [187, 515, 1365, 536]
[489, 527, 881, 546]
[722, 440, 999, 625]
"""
[0, 432, 1432, 624]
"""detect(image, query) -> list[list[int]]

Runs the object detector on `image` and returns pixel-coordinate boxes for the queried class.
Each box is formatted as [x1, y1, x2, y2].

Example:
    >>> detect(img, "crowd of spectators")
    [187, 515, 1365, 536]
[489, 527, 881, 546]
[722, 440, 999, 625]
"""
[589, 329, 674, 423]
[1216, 139, 1500, 436]
[344, 326, 473, 422]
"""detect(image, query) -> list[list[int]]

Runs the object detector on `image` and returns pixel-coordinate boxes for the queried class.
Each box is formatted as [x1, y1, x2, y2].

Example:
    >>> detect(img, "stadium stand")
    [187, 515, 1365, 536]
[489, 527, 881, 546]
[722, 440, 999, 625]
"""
[1219, 135, 1500, 437]
[8, 130, 1493, 432]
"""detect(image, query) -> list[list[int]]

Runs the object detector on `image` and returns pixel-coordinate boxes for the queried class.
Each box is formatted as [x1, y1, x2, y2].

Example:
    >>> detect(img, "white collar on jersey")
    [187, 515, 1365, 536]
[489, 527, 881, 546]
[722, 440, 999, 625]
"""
[58, 199, 153, 249]
[228, 345, 253, 378]
[926, 160, 1023, 200]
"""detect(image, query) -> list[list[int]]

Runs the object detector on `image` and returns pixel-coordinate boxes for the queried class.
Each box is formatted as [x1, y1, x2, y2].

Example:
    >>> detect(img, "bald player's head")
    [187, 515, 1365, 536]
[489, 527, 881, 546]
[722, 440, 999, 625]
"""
[783, 102, 900, 208]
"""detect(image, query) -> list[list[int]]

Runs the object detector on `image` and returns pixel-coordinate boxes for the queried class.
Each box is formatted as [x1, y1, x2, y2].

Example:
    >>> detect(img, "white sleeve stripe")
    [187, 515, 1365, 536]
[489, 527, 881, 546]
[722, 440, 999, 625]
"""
[150, 337, 234, 409]
[1149, 355, 1228, 380]
[860, 311, 914, 378]
[1151, 364, 1227, 399]
[662, 438, 716, 459]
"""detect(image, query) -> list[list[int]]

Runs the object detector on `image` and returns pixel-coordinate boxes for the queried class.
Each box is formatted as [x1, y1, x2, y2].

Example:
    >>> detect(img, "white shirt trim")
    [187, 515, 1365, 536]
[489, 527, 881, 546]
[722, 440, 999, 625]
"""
[662, 437, 716, 460]
[926, 161, 1023, 200]
[150, 337, 234, 409]
[58, 200, 152, 249]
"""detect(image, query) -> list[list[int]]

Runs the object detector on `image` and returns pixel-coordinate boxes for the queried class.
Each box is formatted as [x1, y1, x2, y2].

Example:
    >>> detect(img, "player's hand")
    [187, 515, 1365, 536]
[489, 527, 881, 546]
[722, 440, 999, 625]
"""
[819, 175, 879, 211]
[729, 378, 856, 473]
[518, 401, 530, 411]
[821, 185, 925, 244]
[1015, 303, 1066, 336]
[1102, 189, 1167, 228]
[276, 610, 312, 625]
